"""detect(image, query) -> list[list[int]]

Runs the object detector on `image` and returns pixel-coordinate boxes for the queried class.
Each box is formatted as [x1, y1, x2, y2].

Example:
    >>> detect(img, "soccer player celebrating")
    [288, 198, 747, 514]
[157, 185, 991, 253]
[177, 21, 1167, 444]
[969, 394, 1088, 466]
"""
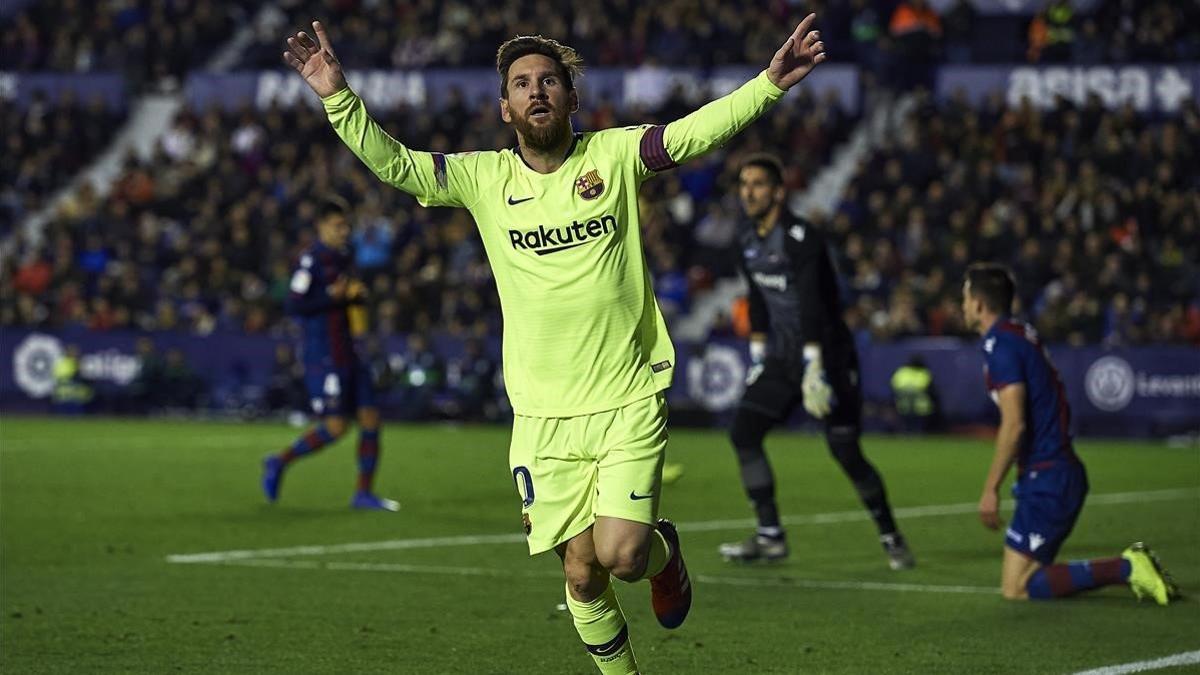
[261, 196, 399, 512]
[962, 263, 1178, 603]
[283, 15, 826, 673]
[718, 155, 915, 570]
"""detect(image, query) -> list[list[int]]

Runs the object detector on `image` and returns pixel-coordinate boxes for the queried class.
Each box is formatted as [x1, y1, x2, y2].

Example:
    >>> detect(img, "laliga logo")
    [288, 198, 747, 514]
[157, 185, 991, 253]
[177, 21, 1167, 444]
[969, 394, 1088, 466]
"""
[13, 333, 64, 399]
[1084, 356, 1135, 412]
[686, 345, 745, 411]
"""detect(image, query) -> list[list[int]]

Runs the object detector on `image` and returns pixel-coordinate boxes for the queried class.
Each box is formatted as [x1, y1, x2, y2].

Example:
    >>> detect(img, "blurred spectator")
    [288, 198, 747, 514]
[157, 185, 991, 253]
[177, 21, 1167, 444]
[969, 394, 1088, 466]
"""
[445, 338, 498, 422]
[264, 343, 307, 415]
[52, 344, 92, 414]
[1027, 0, 1074, 63]
[942, 0, 975, 64]
[395, 332, 444, 420]
[888, 0, 942, 89]
[890, 355, 941, 433]
[162, 348, 205, 409]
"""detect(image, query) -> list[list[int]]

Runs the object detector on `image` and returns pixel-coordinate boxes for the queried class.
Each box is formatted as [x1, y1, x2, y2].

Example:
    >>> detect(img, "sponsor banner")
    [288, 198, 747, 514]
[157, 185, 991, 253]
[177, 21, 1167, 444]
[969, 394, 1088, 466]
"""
[927, 0, 1102, 14]
[185, 66, 860, 113]
[938, 64, 1200, 113]
[3, 329, 1196, 436]
[0, 72, 126, 109]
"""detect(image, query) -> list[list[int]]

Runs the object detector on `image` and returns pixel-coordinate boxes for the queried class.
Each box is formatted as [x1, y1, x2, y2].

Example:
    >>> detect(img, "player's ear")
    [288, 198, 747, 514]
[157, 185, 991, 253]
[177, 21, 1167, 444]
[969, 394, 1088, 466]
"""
[568, 88, 579, 114]
[499, 97, 513, 124]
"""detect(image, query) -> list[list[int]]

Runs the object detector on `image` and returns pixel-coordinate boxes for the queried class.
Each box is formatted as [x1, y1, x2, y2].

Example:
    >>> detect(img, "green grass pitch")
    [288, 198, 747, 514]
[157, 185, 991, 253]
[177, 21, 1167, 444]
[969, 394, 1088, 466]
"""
[1, 417, 1197, 674]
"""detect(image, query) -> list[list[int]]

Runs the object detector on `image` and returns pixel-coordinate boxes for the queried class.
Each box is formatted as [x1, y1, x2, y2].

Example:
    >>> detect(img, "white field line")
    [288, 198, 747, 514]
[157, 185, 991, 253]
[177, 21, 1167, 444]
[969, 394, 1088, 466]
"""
[1069, 649, 1200, 675]
[217, 558, 998, 595]
[166, 487, 1198, 564]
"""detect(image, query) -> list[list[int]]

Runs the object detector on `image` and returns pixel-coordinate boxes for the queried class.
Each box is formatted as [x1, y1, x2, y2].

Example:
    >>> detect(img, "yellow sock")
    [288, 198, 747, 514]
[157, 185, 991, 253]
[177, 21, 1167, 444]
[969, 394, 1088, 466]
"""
[642, 528, 670, 579]
[565, 580, 639, 675]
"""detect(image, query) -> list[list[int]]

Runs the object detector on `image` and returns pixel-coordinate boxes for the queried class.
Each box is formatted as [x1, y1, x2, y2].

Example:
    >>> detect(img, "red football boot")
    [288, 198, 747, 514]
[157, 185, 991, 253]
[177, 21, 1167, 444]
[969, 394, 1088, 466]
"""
[649, 518, 692, 629]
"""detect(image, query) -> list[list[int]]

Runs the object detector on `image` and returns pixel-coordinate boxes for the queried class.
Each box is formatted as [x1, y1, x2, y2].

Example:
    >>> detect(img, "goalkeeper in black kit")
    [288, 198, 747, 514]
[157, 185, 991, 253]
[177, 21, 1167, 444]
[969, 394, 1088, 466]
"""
[719, 154, 915, 570]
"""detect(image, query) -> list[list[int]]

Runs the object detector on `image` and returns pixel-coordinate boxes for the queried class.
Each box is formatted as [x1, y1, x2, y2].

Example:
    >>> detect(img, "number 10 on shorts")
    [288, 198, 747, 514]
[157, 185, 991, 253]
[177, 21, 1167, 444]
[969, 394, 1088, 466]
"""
[512, 466, 535, 507]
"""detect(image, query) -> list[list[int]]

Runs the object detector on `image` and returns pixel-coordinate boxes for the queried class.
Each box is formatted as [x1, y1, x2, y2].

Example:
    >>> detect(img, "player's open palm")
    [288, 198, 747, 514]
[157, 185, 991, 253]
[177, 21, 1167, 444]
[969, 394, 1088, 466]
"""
[766, 13, 827, 90]
[283, 21, 347, 98]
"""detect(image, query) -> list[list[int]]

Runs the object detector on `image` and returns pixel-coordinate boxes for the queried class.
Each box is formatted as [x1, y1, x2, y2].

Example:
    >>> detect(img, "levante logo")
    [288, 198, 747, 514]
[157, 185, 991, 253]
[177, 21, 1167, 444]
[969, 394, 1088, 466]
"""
[508, 214, 618, 255]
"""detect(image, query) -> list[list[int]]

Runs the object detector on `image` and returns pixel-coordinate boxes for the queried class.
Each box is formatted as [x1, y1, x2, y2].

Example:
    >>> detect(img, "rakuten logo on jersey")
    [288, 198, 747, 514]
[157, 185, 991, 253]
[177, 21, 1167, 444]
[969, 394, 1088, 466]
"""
[508, 215, 617, 255]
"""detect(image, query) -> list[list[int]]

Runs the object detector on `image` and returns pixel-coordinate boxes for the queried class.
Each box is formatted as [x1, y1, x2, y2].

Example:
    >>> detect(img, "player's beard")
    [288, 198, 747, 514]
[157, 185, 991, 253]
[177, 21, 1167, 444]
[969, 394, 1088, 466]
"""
[513, 106, 572, 154]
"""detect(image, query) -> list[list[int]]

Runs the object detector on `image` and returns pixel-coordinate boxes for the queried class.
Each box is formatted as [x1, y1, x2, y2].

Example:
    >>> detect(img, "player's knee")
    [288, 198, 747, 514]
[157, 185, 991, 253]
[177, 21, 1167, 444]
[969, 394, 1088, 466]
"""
[827, 433, 868, 472]
[730, 413, 768, 454]
[323, 416, 349, 438]
[597, 542, 648, 582]
[562, 557, 607, 600]
[357, 407, 380, 431]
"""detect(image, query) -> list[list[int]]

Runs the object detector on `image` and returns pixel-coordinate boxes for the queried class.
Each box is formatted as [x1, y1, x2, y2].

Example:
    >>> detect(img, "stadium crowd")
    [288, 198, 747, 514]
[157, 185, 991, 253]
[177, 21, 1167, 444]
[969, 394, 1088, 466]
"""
[3, 0, 256, 85]
[3, 84, 1196, 348]
[1, 90, 125, 228]
[0, 82, 851, 340]
[6, 1, 1197, 78]
[832, 91, 1200, 346]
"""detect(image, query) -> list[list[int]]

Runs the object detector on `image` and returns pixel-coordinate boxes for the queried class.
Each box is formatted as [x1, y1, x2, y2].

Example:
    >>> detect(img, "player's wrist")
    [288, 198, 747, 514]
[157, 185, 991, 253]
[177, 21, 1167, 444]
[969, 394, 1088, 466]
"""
[760, 69, 787, 94]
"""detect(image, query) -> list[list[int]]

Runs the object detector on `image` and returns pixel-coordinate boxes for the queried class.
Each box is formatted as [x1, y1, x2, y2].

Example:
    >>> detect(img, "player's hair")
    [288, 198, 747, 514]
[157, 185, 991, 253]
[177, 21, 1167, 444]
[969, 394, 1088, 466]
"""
[965, 262, 1016, 314]
[495, 35, 583, 98]
[739, 153, 785, 186]
[318, 195, 350, 221]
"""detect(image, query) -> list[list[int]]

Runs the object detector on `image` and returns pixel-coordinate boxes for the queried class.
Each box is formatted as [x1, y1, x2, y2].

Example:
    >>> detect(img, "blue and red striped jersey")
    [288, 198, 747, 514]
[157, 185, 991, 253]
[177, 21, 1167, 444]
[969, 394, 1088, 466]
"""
[982, 318, 1076, 472]
[286, 242, 357, 368]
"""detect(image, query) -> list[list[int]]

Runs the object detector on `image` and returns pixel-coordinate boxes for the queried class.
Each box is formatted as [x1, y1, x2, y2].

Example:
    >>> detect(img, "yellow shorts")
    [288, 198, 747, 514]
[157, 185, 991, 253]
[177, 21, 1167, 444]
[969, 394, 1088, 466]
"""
[509, 392, 668, 555]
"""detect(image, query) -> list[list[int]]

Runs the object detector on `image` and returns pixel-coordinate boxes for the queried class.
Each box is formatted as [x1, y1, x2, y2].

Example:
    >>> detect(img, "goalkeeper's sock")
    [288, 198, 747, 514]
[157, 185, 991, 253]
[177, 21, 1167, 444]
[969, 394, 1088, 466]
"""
[356, 428, 380, 492]
[828, 436, 898, 535]
[566, 580, 638, 675]
[1026, 558, 1131, 599]
[280, 424, 336, 464]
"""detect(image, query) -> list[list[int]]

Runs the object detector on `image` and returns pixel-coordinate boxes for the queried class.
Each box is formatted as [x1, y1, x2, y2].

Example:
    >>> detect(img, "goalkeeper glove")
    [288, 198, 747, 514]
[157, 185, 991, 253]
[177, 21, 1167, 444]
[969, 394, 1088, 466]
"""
[746, 340, 766, 385]
[801, 345, 834, 418]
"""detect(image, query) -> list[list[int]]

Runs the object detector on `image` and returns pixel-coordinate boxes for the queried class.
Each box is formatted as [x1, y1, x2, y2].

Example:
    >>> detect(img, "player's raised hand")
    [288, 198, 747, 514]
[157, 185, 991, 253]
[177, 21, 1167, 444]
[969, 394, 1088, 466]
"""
[766, 13, 827, 90]
[283, 21, 347, 98]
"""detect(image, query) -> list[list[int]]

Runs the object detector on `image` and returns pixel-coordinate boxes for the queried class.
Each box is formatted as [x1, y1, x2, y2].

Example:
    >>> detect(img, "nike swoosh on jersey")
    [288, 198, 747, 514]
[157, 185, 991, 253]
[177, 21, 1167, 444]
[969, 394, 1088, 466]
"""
[629, 491, 655, 501]
[507, 195, 534, 205]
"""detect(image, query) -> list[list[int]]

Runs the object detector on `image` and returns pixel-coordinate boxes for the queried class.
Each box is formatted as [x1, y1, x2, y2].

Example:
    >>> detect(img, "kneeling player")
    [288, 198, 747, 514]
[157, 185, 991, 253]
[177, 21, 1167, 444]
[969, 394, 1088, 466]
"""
[963, 263, 1178, 603]
[261, 197, 398, 511]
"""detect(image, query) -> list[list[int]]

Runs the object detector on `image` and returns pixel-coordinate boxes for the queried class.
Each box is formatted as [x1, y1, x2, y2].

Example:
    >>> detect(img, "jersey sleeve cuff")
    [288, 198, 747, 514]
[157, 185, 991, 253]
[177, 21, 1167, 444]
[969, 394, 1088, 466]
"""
[320, 87, 356, 111]
[756, 70, 787, 99]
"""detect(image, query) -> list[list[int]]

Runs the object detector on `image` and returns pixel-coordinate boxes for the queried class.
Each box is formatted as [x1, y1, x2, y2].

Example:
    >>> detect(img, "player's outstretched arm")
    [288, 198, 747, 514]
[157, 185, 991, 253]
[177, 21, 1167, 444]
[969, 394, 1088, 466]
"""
[638, 14, 826, 175]
[283, 21, 477, 208]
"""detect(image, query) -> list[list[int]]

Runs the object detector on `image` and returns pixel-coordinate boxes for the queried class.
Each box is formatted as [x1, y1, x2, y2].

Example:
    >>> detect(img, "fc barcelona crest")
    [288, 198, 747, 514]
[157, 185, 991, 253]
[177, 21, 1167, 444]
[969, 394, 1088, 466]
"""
[575, 170, 605, 200]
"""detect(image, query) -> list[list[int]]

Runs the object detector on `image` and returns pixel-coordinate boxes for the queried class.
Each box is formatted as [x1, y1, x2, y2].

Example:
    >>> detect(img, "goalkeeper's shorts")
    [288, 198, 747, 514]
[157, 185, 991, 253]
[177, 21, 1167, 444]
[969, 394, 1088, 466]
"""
[508, 392, 669, 555]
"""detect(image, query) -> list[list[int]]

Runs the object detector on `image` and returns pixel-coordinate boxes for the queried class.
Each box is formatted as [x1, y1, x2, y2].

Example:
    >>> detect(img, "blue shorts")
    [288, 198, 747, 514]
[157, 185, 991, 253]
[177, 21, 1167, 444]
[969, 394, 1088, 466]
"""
[304, 362, 377, 417]
[1005, 463, 1088, 565]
